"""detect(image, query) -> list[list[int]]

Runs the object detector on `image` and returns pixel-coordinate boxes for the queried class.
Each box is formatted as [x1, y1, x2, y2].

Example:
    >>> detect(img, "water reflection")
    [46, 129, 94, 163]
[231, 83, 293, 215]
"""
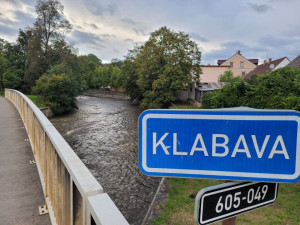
[50, 96, 160, 224]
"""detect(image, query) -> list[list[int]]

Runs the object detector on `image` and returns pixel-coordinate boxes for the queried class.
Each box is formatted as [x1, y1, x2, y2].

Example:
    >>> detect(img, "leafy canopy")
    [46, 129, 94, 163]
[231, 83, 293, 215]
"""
[32, 73, 78, 115]
[123, 26, 202, 108]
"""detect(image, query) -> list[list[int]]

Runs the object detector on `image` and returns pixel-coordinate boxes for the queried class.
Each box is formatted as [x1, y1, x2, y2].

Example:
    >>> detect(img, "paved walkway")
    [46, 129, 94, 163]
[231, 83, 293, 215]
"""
[0, 97, 51, 225]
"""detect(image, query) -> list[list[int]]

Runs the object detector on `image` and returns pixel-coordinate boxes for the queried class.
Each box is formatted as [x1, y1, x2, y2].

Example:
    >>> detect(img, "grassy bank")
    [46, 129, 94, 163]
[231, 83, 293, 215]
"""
[0, 92, 48, 108]
[26, 95, 49, 108]
[170, 102, 201, 109]
[152, 178, 300, 225]
[152, 102, 300, 225]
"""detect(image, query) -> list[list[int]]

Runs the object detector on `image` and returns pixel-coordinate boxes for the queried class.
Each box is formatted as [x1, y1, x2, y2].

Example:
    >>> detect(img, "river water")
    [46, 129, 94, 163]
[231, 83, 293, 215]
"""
[50, 96, 160, 225]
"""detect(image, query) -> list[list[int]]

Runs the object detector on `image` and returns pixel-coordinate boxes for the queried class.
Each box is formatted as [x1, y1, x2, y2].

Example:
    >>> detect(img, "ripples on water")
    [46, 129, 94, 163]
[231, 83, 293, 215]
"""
[50, 96, 160, 224]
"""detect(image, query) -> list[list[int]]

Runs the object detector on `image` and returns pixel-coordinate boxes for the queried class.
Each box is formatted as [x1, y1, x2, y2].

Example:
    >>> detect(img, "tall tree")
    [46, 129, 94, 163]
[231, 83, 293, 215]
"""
[123, 26, 202, 108]
[24, 0, 72, 90]
[35, 0, 71, 54]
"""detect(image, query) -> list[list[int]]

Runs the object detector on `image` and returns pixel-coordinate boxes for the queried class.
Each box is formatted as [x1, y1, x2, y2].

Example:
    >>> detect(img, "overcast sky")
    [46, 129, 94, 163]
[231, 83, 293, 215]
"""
[0, 0, 300, 64]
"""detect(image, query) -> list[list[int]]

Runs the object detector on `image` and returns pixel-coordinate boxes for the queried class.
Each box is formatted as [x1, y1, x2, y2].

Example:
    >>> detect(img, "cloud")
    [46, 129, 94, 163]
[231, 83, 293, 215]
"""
[0, 17, 16, 27]
[83, 23, 99, 30]
[71, 29, 105, 45]
[121, 18, 137, 26]
[189, 32, 208, 42]
[124, 38, 133, 42]
[121, 18, 148, 36]
[85, 1, 116, 16]
[102, 33, 116, 39]
[14, 10, 35, 25]
[0, 24, 16, 35]
[247, 3, 272, 13]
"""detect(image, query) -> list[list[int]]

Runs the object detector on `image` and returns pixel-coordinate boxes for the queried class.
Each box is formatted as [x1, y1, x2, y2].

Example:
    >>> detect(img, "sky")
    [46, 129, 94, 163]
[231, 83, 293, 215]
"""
[0, 0, 300, 64]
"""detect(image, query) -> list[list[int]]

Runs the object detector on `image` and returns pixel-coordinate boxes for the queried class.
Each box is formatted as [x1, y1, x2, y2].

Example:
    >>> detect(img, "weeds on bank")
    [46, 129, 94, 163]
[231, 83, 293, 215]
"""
[26, 95, 49, 108]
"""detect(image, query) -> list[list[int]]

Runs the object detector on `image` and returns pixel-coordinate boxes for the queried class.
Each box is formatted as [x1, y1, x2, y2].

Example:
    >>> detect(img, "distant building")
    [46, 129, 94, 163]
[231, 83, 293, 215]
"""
[200, 65, 230, 83]
[287, 55, 300, 69]
[195, 82, 227, 105]
[244, 57, 290, 80]
[176, 82, 227, 107]
[217, 50, 258, 77]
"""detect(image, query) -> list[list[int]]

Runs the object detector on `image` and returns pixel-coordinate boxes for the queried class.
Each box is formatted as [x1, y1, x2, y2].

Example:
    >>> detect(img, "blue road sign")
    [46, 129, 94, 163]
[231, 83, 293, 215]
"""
[138, 109, 300, 183]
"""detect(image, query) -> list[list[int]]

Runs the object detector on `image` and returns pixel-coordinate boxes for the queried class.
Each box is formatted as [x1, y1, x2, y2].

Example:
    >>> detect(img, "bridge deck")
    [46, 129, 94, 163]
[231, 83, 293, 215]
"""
[0, 97, 51, 225]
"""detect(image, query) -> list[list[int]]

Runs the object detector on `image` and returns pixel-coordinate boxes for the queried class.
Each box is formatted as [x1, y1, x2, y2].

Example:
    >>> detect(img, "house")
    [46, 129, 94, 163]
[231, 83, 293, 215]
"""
[217, 50, 258, 77]
[176, 82, 227, 105]
[244, 57, 291, 80]
[194, 82, 227, 106]
[200, 65, 230, 83]
[287, 55, 300, 69]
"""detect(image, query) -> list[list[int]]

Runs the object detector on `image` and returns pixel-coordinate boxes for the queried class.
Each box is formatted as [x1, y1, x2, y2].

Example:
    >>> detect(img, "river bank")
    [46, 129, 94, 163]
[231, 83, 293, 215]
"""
[82, 89, 131, 101]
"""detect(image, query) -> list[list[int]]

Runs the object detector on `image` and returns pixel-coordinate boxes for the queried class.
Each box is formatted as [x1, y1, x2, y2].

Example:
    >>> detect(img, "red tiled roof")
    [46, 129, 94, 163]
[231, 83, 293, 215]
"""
[244, 57, 288, 80]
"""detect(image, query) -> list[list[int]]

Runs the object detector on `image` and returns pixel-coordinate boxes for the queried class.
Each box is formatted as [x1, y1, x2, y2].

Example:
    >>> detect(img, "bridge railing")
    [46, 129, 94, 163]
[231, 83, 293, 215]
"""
[5, 89, 128, 225]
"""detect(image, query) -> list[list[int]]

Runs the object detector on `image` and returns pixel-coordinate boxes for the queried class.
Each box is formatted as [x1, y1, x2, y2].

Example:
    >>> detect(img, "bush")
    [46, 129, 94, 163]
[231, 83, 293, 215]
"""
[202, 67, 300, 110]
[32, 74, 78, 115]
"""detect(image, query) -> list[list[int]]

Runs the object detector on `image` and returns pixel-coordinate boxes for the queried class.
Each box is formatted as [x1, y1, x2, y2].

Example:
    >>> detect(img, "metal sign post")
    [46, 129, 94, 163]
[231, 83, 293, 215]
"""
[194, 181, 278, 225]
[138, 109, 300, 183]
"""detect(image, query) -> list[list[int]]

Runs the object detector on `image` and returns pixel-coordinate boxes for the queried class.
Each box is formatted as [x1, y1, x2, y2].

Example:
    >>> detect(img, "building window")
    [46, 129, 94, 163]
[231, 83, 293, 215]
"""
[230, 62, 234, 67]
[242, 72, 246, 76]
[240, 62, 244, 68]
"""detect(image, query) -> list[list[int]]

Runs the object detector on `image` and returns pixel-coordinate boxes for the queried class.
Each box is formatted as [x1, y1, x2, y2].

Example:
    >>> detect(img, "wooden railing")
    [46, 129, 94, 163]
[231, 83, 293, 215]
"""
[5, 89, 128, 225]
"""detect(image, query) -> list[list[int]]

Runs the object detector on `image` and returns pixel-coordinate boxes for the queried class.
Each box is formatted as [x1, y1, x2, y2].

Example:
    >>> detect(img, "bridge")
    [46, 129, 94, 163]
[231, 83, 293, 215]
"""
[1, 89, 129, 225]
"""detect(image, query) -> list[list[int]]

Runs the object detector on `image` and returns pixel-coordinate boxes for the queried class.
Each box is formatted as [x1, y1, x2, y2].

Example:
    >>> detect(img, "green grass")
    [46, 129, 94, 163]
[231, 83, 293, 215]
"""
[170, 102, 201, 109]
[152, 179, 223, 225]
[0, 90, 4, 97]
[152, 179, 300, 225]
[26, 95, 49, 108]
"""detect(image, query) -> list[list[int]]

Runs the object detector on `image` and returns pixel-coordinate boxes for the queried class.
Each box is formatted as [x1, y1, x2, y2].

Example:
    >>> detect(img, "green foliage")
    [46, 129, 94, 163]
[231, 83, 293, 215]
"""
[218, 70, 242, 83]
[78, 54, 102, 89]
[24, 0, 72, 90]
[32, 74, 77, 115]
[0, 50, 9, 92]
[122, 49, 143, 101]
[3, 70, 22, 89]
[123, 26, 202, 108]
[26, 95, 49, 108]
[203, 67, 300, 110]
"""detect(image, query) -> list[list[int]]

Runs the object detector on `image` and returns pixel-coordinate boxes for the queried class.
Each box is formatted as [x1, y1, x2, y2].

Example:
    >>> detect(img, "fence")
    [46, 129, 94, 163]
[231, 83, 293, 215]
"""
[5, 89, 128, 225]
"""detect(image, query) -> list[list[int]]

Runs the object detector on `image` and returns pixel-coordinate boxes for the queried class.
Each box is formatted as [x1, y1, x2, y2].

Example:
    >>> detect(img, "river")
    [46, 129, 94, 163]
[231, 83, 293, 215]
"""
[50, 96, 160, 225]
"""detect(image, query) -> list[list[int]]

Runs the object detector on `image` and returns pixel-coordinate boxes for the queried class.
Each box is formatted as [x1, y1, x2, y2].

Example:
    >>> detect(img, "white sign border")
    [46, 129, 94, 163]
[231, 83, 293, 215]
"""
[141, 113, 300, 181]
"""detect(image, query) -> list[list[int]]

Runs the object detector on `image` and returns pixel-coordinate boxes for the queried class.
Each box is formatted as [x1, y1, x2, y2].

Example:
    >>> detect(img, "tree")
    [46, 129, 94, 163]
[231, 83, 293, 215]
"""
[78, 54, 102, 89]
[122, 49, 142, 100]
[35, 0, 71, 54]
[32, 73, 77, 115]
[0, 50, 9, 92]
[24, 0, 72, 90]
[110, 58, 122, 68]
[218, 70, 242, 83]
[123, 26, 202, 108]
